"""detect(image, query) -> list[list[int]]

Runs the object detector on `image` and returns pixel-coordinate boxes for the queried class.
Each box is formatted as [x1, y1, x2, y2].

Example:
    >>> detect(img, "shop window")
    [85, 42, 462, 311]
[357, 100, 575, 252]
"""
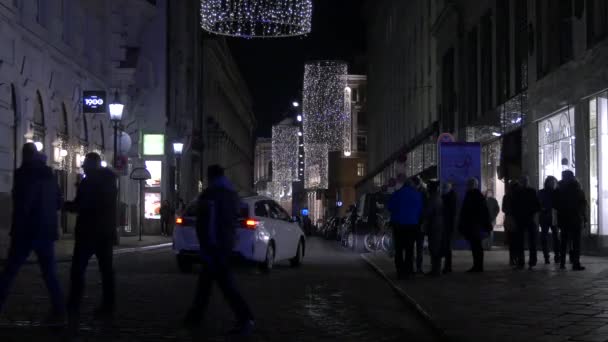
[589, 93, 608, 235]
[538, 107, 576, 188]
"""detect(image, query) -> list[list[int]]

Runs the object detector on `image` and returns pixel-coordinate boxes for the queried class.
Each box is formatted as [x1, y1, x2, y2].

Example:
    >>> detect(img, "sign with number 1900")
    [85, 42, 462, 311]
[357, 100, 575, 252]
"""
[82, 91, 107, 114]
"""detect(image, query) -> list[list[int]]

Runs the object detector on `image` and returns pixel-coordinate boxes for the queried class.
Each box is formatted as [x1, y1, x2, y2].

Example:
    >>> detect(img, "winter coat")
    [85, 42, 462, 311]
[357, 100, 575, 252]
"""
[458, 189, 492, 239]
[486, 197, 500, 224]
[66, 168, 117, 242]
[502, 193, 517, 232]
[10, 157, 62, 242]
[442, 190, 458, 232]
[553, 179, 587, 230]
[196, 176, 240, 255]
[388, 185, 424, 226]
[512, 186, 541, 224]
[538, 188, 555, 226]
[160, 204, 173, 221]
[424, 193, 444, 253]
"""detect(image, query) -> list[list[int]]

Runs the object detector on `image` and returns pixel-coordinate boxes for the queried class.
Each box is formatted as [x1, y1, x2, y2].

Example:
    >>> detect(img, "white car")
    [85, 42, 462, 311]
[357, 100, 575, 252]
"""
[172, 196, 306, 273]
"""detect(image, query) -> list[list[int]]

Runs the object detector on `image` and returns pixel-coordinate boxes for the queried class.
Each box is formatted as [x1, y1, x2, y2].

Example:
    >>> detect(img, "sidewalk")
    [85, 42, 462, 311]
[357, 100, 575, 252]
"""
[363, 249, 608, 342]
[0, 235, 172, 263]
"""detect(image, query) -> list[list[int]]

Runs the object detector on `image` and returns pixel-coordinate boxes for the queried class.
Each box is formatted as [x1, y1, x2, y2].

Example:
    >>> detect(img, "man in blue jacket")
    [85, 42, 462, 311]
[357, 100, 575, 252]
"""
[0, 143, 65, 325]
[388, 178, 424, 279]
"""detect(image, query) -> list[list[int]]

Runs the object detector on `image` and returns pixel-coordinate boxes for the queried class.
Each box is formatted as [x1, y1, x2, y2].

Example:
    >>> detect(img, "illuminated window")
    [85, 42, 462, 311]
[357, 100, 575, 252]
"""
[143, 134, 164, 155]
[357, 163, 365, 177]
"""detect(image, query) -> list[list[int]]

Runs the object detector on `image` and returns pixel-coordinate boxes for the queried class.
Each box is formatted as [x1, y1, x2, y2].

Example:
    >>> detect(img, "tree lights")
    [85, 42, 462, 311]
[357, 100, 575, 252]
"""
[302, 60, 348, 190]
[200, 0, 313, 38]
[272, 123, 299, 200]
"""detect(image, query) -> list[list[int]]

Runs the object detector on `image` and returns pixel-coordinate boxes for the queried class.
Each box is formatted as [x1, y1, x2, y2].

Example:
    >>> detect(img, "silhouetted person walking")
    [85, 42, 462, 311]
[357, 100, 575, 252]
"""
[485, 190, 500, 250]
[160, 200, 173, 236]
[539, 176, 560, 264]
[512, 176, 541, 270]
[554, 170, 587, 271]
[458, 178, 492, 273]
[441, 182, 457, 274]
[388, 178, 424, 279]
[65, 152, 117, 318]
[0, 143, 65, 325]
[424, 181, 443, 276]
[502, 181, 519, 266]
[184, 165, 254, 336]
[411, 176, 427, 273]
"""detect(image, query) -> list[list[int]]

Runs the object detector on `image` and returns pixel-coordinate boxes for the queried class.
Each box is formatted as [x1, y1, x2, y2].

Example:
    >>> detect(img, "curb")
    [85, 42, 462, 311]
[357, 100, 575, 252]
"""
[1, 242, 172, 265]
[361, 253, 447, 341]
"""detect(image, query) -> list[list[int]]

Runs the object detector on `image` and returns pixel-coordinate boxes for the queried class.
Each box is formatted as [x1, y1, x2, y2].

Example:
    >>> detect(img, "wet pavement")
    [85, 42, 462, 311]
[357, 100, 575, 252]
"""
[0, 238, 438, 341]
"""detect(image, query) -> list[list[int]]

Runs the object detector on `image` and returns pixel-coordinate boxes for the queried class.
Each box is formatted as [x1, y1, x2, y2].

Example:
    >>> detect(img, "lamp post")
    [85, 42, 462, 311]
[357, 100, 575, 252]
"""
[109, 92, 124, 245]
[172, 142, 184, 206]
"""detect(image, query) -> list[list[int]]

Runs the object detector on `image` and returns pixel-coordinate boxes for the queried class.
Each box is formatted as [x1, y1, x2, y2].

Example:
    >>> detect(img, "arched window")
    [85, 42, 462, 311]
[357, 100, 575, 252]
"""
[99, 120, 105, 150]
[34, 91, 44, 126]
[60, 103, 68, 136]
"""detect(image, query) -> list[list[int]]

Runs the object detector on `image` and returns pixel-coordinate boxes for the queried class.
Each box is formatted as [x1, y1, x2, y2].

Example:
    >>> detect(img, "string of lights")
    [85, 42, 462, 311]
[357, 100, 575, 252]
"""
[200, 0, 313, 38]
[271, 123, 299, 200]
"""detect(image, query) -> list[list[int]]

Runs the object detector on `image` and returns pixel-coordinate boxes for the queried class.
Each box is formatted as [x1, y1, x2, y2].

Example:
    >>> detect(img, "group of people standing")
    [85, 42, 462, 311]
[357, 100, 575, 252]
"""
[388, 169, 587, 278]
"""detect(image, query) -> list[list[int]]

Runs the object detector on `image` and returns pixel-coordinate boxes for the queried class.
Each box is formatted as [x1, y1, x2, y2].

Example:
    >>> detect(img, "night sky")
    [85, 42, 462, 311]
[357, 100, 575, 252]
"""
[228, 0, 367, 137]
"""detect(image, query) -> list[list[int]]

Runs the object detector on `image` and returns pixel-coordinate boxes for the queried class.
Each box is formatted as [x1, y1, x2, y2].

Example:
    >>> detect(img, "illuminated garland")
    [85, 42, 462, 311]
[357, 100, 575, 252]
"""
[303, 61, 348, 190]
[200, 0, 313, 38]
[271, 123, 299, 201]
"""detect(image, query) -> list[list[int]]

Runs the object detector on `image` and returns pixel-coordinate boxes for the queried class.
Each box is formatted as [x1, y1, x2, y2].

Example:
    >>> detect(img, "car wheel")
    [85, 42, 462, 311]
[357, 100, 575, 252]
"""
[290, 240, 304, 267]
[177, 254, 193, 273]
[260, 243, 275, 272]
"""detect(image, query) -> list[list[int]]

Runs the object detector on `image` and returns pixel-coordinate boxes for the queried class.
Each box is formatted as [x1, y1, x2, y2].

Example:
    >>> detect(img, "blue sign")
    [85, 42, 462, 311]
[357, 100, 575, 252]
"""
[336, 201, 343, 207]
[439, 142, 482, 202]
[301, 209, 309, 216]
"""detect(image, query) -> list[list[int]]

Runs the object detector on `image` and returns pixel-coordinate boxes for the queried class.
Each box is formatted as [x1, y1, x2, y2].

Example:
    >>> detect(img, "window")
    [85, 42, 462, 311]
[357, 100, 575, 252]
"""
[357, 163, 366, 177]
[268, 201, 290, 221]
[480, 12, 493, 112]
[254, 201, 269, 217]
[467, 26, 479, 123]
[441, 47, 456, 132]
[537, 0, 573, 78]
[587, 0, 608, 47]
[514, 0, 529, 92]
[496, 0, 511, 104]
[357, 135, 367, 152]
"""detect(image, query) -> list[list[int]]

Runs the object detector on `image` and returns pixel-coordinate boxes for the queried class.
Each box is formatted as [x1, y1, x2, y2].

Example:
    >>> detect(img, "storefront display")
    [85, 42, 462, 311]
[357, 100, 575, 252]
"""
[538, 107, 576, 187]
[145, 160, 162, 188]
[589, 92, 608, 235]
[144, 192, 161, 219]
[482, 140, 505, 231]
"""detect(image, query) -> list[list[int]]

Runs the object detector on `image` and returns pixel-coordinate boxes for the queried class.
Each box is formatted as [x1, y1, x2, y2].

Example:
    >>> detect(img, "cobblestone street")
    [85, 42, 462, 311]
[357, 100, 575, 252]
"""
[365, 249, 608, 342]
[0, 238, 437, 341]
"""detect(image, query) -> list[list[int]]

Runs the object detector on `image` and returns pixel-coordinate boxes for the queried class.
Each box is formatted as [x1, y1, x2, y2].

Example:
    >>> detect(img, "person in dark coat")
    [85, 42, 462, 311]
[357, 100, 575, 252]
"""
[388, 178, 424, 279]
[511, 176, 541, 270]
[424, 181, 443, 276]
[458, 177, 492, 273]
[0, 143, 65, 324]
[485, 190, 500, 250]
[184, 165, 254, 336]
[160, 200, 173, 236]
[411, 176, 427, 273]
[502, 181, 520, 266]
[441, 182, 458, 274]
[554, 170, 587, 271]
[538, 176, 560, 264]
[65, 152, 117, 318]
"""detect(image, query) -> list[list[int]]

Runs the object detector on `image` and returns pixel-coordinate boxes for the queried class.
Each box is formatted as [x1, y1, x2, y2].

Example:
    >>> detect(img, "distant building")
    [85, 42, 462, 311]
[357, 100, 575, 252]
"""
[254, 138, 272, 197]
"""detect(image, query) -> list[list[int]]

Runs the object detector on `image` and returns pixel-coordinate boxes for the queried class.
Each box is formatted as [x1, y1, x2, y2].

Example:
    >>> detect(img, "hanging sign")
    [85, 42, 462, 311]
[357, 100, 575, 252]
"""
[82, 91, 107, 114]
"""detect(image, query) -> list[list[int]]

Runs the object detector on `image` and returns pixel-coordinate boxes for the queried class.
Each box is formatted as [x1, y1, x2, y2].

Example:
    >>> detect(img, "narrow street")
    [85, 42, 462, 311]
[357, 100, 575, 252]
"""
[0, 238, 438, 341]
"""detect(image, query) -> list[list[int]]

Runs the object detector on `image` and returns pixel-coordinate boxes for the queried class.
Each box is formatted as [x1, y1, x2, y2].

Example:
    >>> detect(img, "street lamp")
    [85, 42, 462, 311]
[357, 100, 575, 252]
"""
[109, 91, 123, 246]
[296, 115, 302, 122]
[173, 142, 184, 203]
[292, 101, 300, 108]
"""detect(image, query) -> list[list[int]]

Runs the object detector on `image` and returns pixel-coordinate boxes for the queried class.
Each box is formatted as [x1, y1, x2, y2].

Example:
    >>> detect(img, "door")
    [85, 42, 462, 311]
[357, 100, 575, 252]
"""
[268, 200, 298, 259]
[253, 200, 277, 243]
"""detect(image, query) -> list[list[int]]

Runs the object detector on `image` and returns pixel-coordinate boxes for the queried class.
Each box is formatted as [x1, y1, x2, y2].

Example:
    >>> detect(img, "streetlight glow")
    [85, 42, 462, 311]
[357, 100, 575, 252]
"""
[173, 142, 184, 155]
[292, 101, 300, 108]
[60, 149, 68, 157]
[297, 115, 302, 122]
[344, 151, 351, 157]
[34, 141, 43, 152]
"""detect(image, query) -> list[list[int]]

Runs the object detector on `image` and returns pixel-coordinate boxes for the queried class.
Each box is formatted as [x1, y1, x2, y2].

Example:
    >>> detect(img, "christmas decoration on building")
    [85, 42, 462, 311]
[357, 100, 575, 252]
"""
[271, 123, 299, 201]
[200, 0, 313, 38]
[302, 60, 348, 190]
[343, 86, 352, 156]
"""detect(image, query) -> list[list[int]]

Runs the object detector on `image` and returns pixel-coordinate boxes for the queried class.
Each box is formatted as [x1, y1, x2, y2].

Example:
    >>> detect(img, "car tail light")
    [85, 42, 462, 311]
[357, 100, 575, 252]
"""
[175, 217, 184, 225]
[241, 219, 259, 230]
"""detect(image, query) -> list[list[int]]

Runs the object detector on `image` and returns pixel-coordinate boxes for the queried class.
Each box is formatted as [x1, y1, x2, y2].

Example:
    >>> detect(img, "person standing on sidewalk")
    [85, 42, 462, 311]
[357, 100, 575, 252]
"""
[485, 190, 500, 250]
[502, 181, 519, 266]
[554, 170, 587, 271]
[411, 176, 428, 274]
[65, 152, 117, 318]
[458, 177, 492, 273]
[388, 178, 424, 279]
[538, 176, 560, 264]
[441, 182, 458, 274]
[0, 143, 65, 325]
[512, 176, 541, 270]
[160, 200, 173, 236]
[423, 180, 443, 276]
[184, 165, 255, 336]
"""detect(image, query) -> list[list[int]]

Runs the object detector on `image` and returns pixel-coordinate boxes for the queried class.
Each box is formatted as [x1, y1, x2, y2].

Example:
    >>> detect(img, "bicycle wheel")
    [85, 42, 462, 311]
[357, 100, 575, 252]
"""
[363, 234, 376, 252]
[381, 232, 393, 253]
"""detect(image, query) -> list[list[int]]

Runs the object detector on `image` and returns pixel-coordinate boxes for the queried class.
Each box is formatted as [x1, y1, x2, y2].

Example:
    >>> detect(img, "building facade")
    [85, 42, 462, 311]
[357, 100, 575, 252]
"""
[254, 137, 272, 197]
[363, 0, 608, 248]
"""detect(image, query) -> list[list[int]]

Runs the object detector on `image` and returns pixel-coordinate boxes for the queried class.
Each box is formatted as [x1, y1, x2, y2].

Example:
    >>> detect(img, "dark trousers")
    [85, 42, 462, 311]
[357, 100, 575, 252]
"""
[161, 219, 170, 235]
[560, 226, 582, 267]
[507, 231, 516, 265]
[67, 239, 115, 312]
[514, 220, 538, 267]
[415, 226, 424, 271]
[540, 222, 560, 261]
[187, 253, 253, 323]
[468, 234, 484, 271]
[393, 225, 417, 276]
[441, 226, 454, 271]
[0, 239, 65, 314]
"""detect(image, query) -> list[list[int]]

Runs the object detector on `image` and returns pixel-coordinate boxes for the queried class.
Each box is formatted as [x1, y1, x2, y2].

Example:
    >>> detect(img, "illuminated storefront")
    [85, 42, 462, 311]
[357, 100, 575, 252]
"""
[538, 107, 576, 187]
[142, 134, 164, 222]
[589, 92, 608, 235]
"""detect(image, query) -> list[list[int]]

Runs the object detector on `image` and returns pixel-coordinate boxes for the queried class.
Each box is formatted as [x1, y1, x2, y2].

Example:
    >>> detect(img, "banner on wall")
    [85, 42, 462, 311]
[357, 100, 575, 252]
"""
[439, 142, 482, 202]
